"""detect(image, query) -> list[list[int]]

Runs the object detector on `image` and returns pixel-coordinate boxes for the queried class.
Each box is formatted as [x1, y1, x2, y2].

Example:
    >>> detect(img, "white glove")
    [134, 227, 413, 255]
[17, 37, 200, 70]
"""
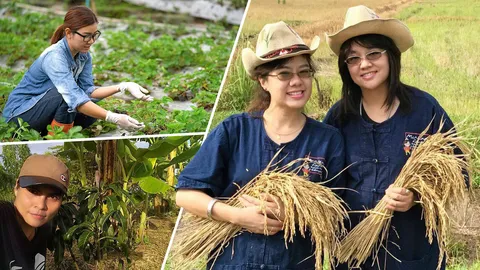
[105, 111, 145, 130]
[118, 82, 154, 101]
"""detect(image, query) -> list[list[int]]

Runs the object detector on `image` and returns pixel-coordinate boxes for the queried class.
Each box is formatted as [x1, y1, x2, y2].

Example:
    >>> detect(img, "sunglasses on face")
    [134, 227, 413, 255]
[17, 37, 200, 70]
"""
[345, 50, 387, 65]
[267, 70, 315, 81]
[74, 30, 101, 42]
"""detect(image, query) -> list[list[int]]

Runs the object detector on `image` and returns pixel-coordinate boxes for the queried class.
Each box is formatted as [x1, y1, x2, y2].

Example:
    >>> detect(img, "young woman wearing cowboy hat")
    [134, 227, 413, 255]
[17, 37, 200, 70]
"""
[176, 21, 346, 269]
[324, 5, 462, 270]
[3, 6, 152, 136]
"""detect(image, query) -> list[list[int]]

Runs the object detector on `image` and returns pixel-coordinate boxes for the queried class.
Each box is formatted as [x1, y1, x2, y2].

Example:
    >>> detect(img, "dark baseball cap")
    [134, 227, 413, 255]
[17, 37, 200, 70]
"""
[18, 155, 69, 194]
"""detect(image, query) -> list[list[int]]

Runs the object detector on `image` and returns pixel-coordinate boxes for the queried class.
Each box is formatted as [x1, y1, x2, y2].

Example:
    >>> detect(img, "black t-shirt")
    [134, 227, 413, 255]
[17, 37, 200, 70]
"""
[0, 201, 51, 270]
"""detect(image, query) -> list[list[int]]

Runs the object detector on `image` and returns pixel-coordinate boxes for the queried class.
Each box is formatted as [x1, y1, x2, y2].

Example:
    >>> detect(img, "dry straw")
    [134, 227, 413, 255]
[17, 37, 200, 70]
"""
[337, 119, 473, 270]
[170, 157, 348, 270]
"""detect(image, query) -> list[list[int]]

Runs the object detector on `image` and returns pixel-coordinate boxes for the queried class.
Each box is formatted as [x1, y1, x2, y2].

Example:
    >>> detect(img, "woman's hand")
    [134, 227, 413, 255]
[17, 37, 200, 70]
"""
[233, 194, 284, 235]
[240, 194, 285, 221]
[118, 82, 154, 101]
[383, 184, 416, 212]
[105, 111, 145, 130]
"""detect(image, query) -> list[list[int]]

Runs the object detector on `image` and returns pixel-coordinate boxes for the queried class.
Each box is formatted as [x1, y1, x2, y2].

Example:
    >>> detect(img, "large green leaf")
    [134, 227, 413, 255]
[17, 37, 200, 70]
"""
[78, 230, 94, 250]
[105, 195, 120, 212]
[54, 230, 65, 264]
[98, 210, 116, 229]
[123, 140, 138, 161]
[87, 192, 99, 210]
[170, 144, 200, 165]
[108, 184, 135, 203]
[131, 160, 153, 178]
[143, 136, 191, 158]
[133, 148, 150, 160]
[64, 223, 91, 241]
[135, 176, 172, 194]
[117, 139, 126, 158]
[83, 141, 96, 152]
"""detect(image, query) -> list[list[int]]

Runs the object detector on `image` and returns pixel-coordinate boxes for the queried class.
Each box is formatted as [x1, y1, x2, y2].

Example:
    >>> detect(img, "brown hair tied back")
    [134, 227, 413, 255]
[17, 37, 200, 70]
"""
[50, 6, 98, 45]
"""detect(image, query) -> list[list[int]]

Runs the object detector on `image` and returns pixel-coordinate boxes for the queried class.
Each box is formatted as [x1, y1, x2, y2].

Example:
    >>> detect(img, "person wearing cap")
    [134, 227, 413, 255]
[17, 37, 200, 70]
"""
[3, 6, 150, 136]
[324, 5, 458, 270]
[0, 154, 69, 270]
[176, 21, 345, 269]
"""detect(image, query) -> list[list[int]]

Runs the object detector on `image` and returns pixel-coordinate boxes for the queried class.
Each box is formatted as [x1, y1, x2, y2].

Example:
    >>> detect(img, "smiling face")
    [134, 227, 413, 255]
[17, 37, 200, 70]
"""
[346, 42, 390, 93]
[14, 183, 62, 230]
[258, 55, 313, 111]
[65, 23, 98, 56]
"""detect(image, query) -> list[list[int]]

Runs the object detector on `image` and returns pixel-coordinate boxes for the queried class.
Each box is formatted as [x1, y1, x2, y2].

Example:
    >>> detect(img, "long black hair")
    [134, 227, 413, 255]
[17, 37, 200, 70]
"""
[334, 34, 412, 124]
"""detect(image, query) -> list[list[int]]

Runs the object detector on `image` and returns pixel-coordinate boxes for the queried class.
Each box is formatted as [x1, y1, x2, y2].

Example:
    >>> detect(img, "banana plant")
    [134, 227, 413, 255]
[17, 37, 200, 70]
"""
[116, 136, 201, 242]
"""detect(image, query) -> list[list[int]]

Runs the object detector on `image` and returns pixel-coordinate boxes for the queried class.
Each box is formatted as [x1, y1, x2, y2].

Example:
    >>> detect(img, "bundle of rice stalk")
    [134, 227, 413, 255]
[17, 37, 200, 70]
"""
[337, 120, 472, 270]
[170, 158, 348, 270]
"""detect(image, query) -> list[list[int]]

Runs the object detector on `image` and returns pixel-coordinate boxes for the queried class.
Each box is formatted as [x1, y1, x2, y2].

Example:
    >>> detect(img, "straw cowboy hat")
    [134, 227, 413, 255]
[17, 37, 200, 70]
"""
[242, 21, 320, 78]
[326, 5, 414, 56]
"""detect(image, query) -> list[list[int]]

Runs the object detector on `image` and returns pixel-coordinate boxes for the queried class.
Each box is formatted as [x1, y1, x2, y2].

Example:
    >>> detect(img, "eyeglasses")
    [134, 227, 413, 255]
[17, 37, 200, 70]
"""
[74, 30, 101, 42]
[267, 70, 314, 81]
[345, 50, 387, 65]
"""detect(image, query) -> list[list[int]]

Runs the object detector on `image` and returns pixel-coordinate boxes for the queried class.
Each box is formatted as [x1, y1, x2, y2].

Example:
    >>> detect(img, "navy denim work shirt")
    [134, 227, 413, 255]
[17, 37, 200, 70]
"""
[3, 37, 96, 121]
[324, 87, 458, 270]
[177, 112, 346, 270]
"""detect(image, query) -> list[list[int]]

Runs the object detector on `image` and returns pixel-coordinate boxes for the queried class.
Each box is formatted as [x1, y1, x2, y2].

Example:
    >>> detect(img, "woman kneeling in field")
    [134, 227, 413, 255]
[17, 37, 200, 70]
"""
[324, 5, 461, 270]
[176, 21, 345, 269]
[3, 6, 152, 135]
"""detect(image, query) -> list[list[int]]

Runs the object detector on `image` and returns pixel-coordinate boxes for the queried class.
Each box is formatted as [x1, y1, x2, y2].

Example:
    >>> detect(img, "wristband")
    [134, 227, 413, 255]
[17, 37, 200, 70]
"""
[207, 198, 218, 220]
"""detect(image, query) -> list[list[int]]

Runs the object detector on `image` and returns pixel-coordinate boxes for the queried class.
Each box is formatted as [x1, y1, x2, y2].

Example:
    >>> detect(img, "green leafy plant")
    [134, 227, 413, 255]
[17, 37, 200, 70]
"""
[44, 125, 87, 140]
[64, 184, 138, 263]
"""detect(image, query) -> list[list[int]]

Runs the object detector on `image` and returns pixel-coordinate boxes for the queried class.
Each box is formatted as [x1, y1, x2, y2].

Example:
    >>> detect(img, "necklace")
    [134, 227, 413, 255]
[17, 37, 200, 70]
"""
[263, 117, 305, 140]
[359, 97, 396, 121]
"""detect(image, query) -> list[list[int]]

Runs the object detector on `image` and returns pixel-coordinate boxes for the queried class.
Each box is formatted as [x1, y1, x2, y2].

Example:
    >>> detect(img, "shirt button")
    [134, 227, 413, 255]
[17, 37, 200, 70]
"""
[260, 264, 266, 269]
[373, 158, 378, 163]
[372, 188, 377, 192]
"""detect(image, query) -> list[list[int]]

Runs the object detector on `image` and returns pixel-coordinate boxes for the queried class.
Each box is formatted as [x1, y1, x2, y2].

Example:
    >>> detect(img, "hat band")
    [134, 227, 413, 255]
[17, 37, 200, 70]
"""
[261, 44, 310, 59]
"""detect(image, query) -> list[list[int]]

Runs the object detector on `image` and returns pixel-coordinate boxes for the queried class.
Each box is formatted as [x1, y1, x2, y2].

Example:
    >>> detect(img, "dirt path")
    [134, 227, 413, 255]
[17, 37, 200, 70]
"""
[128, 215, 177, 270]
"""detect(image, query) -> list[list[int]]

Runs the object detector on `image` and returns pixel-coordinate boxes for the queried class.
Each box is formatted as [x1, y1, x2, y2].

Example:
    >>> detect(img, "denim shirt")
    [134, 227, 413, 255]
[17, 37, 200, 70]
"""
[177, 112, 346, 270]
[3, 37, 95, 121]
[324, 87, 452, 270]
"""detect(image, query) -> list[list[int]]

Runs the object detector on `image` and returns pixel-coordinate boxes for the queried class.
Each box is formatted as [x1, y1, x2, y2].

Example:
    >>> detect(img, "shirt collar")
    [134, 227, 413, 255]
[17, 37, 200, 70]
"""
[61, 36, 89, 63]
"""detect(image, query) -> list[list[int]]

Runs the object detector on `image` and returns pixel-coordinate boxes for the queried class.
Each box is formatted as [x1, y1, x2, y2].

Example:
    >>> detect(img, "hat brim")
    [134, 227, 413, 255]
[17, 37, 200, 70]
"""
[326, 19, 414, 56]
[242, 35, 321, 79]
[19, 176, 67, 194]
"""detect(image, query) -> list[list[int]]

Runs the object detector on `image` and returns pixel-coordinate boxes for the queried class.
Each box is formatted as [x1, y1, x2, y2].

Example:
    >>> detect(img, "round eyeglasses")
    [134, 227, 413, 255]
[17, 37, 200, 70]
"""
[345, 50, 387, 65]
[74, 30, 101, 42]
[267, 70, 315, 81]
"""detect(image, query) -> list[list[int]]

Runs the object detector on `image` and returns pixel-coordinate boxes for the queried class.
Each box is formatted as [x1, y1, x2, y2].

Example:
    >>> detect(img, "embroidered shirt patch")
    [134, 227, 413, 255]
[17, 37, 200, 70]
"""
[302, 156, 326, 178]
[403, 132, 429, 156]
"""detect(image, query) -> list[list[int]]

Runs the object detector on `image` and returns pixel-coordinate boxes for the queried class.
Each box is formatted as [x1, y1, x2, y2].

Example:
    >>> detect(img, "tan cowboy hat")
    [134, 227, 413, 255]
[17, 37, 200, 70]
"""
[242, 21, 320, 79]
[326, 5, 414, 56]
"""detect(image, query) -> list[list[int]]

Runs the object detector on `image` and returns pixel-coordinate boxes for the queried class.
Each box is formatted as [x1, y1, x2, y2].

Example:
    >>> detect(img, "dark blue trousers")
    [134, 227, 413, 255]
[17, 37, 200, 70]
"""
[9, 88, 96, 135]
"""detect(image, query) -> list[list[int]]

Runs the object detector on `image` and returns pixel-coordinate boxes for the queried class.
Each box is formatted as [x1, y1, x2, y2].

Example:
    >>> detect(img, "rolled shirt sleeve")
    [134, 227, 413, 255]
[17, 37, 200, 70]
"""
[42, 52, 91, 112]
